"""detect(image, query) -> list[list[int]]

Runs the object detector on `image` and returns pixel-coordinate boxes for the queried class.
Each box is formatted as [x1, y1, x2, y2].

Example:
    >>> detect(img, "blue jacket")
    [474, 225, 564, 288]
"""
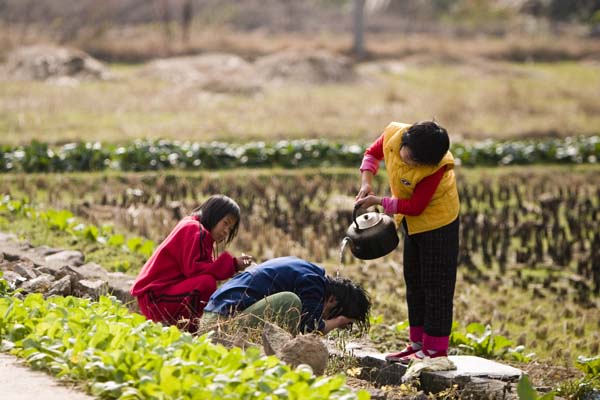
[204, 256, 329, 332]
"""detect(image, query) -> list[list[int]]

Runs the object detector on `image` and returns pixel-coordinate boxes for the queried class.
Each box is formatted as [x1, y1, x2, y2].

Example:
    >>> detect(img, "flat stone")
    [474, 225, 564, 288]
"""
[45, 250, 84, 266]
[328, 341, 523, 394]
[439, 356, 523, 380]
[75, 262, 108, 280]
[35, 245, 65, 257]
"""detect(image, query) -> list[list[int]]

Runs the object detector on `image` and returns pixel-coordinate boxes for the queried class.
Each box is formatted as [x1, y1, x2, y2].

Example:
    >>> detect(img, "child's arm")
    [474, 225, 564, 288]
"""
[189, 253, 237, 281]
[382, 165, 446, 216]
[357, 134, 384, 199]
[178, 222, 236, 280]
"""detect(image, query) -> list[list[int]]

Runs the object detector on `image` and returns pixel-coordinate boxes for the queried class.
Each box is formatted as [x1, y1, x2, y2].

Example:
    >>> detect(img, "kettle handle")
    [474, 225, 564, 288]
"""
[352, 205, 361, 231]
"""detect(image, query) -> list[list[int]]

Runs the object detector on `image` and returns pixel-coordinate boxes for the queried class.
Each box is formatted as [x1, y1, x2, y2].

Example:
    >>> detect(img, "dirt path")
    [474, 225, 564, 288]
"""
[0, 353, 94, 400]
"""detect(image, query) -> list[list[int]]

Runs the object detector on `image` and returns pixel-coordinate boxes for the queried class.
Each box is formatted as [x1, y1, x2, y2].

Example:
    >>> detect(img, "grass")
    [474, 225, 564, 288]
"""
[2, 59, 600, 146]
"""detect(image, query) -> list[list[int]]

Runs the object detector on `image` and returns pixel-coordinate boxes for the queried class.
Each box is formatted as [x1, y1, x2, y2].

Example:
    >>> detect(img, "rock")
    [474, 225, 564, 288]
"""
[75, 262, 108, 280]
[3, 251, 21, 262]
[277, 334, 329, 376]
[1, 270, 26, 287]
[47, 275, 72, 297]
[104, 272, 136, 305]
[74, 279, 108, 299]
[460, 377, 516, 400]
[13, 260, 39, 280]
[262, 322, 293, 355]
[38, 264, 83, 283]
[35, 245, 65, 257]
[21, 274, 55, 294]
[45, 250, 84, 267]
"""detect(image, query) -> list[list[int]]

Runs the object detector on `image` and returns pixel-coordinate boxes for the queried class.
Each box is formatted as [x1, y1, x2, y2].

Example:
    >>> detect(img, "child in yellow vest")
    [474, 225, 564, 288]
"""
[355, 120, 460, 363]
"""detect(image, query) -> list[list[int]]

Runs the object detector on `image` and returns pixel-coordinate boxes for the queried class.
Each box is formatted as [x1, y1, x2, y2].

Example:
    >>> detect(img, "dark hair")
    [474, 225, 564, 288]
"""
[326, 276, 371, 332]
[192, 195, 241, 244]
[401, 120, 449, 165]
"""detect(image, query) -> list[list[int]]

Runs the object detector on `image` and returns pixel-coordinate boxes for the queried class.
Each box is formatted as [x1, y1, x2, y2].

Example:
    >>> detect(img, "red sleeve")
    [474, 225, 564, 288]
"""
[364, 134, 385, 160]
[180, 223, 236, 280]
[394, 166, 446, 216]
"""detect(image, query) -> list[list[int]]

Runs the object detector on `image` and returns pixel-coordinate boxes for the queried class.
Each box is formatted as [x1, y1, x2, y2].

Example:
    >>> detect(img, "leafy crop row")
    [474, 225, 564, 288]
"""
[0, 196, 155, 270]
[0, 136, 598, 173]
[0, 285, 368, 400]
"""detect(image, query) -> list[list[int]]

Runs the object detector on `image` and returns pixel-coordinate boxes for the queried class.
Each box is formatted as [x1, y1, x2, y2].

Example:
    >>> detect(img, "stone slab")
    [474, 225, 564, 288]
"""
[440, 356, 522, 380]
[330, 341, 523, 394]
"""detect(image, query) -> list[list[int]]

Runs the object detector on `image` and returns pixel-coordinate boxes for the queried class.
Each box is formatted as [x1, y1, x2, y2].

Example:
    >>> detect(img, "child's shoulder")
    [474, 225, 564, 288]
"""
[174, 215, 201, 231]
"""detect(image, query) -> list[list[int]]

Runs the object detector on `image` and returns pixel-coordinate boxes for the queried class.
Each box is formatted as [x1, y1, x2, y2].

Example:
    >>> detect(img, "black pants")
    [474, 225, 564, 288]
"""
[402, 217, 459, 337]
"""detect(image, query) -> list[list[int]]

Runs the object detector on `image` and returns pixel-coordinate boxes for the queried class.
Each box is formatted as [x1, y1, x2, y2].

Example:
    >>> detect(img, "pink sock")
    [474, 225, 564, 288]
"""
[423, 333, 449, 352]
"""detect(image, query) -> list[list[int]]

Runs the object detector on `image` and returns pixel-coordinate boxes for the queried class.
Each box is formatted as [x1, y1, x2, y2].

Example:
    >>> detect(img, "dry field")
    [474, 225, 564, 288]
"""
[1, 31, 600, 146]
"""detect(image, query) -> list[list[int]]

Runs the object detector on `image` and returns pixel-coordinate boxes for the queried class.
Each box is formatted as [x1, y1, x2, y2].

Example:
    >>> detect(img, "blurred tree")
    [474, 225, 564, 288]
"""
[353, 0, 366, 58]
[157, 0, 172, 51]
[181, 0, 193, 45]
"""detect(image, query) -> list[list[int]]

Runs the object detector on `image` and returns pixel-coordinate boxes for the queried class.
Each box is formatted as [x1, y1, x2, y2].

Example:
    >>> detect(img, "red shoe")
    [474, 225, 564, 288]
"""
[397, 349, 448, 365]
[385, 344, 422, 362]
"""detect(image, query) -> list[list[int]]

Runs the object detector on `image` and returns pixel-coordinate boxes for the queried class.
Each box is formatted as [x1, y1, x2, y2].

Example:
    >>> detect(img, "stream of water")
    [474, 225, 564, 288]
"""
[337, 237, 350, 277]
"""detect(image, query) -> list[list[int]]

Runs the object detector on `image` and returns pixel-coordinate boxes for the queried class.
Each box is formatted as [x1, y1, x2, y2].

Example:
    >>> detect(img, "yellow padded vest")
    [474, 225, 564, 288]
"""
[382, 122, 460, 234]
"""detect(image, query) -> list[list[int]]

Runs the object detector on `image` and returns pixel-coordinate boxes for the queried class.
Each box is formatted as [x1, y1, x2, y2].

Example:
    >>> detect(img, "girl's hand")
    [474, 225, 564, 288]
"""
[356, 183, 374, 200]
[234, 253, 255, 271]
[354, 195, 382, 209]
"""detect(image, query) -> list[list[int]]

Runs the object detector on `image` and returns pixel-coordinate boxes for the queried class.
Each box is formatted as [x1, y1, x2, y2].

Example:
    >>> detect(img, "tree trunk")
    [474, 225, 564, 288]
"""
[181, 0, 193, 46]
[158, 0, 172, 52]
[352, 0, 366, 59]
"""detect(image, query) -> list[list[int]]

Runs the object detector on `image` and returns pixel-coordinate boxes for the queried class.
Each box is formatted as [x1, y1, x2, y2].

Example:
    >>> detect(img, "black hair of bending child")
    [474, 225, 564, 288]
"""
[192, 195, 241, 244]
[326, 276, 372, 333]
[402, 120, 450, 165]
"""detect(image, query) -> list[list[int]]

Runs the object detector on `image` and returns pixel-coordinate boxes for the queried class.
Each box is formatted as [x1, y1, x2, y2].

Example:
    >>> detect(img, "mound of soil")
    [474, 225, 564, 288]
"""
[255, 50, 356, 84]
[140, 52, 261, 94]
[141, 50, 356, 93]
[3, 45, 109, 81]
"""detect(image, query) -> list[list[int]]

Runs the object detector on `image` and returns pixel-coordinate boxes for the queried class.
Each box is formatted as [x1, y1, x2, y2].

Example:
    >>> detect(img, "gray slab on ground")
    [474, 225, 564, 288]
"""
[0, 353, 94, 400]
[332, 341, 523, 393]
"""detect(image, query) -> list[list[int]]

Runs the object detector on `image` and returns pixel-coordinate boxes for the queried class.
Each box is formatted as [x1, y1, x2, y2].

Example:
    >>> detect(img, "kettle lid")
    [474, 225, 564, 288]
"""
[354, 212, 383, 230]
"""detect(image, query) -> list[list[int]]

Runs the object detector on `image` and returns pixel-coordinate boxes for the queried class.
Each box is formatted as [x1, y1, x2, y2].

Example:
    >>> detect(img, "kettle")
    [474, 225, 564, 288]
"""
[344, 206, 399, 260]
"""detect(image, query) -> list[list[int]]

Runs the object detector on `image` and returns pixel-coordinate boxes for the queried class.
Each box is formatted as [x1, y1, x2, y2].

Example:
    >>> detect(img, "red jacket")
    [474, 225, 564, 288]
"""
[130, 216, 236, 297]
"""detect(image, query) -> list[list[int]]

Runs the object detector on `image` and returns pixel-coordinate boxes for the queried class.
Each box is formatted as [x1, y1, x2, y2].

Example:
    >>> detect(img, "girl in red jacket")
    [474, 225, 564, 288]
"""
[131, 194, 253, 331]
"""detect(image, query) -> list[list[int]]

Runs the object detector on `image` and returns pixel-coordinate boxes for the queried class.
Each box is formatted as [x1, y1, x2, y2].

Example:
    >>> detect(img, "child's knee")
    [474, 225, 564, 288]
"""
[276, 291, 301, 310]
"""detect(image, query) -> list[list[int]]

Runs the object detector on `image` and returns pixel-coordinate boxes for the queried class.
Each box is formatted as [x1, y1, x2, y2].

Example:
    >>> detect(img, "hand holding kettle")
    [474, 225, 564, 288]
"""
[354, 194, 382, 210]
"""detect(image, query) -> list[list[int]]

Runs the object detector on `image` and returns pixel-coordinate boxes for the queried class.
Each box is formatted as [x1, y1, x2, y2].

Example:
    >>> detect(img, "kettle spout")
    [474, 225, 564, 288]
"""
[340, 237, 352, 264]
